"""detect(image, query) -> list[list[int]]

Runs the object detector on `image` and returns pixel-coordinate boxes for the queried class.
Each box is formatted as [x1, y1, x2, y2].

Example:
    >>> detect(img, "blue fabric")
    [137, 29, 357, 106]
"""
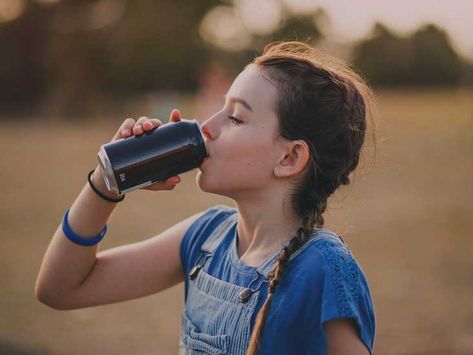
[180, 204, 376, 354]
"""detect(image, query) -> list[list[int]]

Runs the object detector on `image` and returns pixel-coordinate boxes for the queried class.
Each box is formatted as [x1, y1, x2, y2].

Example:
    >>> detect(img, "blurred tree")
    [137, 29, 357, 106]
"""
[353, 22, 465, 86]
[410, 24, 463, 84]
[100, 1, 218, 93]
[0, 0, 220, 117]
[0, 1, 470, 117]
[44, 0, 220, 116]
[270, 13, 322, 43]
[0, 2, 50, 115]
[198, 4, 326, 79]
[352, 23, 412, 85]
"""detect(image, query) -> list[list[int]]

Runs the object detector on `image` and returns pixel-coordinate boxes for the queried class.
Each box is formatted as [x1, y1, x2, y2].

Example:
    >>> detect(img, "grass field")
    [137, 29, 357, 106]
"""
[0, 88, 472, 354]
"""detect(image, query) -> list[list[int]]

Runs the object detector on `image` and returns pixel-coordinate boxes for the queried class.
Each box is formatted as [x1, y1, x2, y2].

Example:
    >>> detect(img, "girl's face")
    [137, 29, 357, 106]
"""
[196, 64, 286, 199]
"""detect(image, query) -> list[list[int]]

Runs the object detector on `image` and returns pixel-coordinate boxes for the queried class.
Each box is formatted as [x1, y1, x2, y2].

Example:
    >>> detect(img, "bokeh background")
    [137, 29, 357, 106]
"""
[0, 0, 472, 354]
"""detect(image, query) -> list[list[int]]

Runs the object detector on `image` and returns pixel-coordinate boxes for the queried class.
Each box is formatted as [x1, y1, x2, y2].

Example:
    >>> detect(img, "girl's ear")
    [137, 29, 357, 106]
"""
[274, 140, 310, 178]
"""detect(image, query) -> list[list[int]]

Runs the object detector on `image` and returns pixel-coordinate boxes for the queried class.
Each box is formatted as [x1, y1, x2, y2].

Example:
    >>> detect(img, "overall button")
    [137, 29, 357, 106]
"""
[238, 289, 252, 303]
[189, 265, 201, 280]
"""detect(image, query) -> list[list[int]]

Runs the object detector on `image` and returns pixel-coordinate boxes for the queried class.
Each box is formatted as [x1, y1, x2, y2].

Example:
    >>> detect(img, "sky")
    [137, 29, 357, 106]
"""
[285, 0, 473, 58]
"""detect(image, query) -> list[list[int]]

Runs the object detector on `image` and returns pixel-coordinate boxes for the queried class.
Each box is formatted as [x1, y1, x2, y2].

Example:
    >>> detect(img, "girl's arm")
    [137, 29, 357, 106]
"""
[35, 113, 199, 310]
[324, 319, 371, 355]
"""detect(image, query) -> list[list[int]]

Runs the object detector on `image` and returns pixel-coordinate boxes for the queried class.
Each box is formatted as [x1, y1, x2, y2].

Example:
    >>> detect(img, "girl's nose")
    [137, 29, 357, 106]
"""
[200, 122, 213, 142]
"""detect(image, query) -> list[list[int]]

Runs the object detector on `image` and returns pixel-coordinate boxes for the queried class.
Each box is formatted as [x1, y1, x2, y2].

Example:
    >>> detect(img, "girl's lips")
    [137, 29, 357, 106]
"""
[201, 156, 210, 165]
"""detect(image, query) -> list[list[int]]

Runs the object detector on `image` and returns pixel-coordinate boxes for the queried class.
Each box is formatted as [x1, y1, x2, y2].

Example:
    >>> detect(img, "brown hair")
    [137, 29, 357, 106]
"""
[245, 41, 377, 355]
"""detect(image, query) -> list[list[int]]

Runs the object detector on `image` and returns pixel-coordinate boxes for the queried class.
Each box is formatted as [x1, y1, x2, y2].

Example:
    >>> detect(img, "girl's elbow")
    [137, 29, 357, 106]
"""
[35, 283, 71, 311]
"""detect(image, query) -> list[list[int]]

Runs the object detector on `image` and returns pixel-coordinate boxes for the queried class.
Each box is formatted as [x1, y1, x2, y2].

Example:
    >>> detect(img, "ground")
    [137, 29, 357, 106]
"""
[0, 88, 471, 354]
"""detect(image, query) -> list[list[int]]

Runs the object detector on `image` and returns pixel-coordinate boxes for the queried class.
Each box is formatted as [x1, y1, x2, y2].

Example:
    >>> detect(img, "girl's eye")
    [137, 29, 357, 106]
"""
[228, 116, 242, 125]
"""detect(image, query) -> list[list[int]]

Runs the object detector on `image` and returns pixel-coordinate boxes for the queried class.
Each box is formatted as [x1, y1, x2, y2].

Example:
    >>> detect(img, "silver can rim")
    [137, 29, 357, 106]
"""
[98, 145, 120, 195]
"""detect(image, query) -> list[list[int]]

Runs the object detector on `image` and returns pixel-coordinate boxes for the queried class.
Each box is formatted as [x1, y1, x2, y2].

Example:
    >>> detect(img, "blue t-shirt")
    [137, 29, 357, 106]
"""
[180, 204, 376, 354]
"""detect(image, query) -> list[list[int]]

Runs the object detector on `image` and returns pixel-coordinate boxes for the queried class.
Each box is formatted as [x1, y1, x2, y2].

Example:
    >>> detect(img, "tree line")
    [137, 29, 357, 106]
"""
[0, 0, 470, 117]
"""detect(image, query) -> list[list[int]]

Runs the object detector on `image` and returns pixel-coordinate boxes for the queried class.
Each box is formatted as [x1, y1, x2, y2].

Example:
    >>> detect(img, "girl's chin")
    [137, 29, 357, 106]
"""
[195, 174, 214, 194]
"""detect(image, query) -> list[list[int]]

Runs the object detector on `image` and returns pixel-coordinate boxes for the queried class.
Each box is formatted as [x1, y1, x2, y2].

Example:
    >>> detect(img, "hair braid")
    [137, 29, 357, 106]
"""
[246, 214, 317, 355]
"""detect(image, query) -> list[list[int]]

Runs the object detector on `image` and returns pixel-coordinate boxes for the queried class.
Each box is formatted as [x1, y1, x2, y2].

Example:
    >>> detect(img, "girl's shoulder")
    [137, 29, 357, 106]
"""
[183, 204, 237, 239]
[179, 204, 236, 272]
[298, 229, 370, 285]
[284, 229, 376, 352]
[295, 227, 363, 274]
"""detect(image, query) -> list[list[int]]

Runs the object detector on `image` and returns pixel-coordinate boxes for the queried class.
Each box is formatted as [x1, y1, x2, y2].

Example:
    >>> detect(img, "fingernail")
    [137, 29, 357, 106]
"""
[123, 129, 130, 135]
[169, 177, 180, 184]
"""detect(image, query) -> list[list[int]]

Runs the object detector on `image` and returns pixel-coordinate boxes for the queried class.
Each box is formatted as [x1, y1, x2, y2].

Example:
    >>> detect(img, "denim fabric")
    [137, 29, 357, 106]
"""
[179, 205, 376, 354]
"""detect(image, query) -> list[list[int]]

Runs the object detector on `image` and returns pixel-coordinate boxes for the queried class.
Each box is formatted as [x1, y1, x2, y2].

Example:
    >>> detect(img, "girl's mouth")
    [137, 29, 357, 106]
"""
[201, 156, 210, 165]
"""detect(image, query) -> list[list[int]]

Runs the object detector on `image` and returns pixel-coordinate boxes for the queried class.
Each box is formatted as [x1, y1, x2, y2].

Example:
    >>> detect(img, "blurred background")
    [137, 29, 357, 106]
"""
[0, 0, 471, 354]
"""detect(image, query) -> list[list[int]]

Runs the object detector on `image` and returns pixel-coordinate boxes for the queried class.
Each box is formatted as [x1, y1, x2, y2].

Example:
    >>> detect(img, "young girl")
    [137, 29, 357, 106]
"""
[36, 41, 376, 355]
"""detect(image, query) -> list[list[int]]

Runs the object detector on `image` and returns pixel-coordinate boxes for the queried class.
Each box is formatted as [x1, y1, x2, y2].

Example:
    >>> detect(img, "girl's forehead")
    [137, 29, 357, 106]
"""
[228, 65, 278, 111]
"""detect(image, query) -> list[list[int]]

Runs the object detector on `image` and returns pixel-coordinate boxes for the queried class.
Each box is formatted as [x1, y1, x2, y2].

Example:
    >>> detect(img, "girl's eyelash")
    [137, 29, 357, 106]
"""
[228, 116, 242, 124]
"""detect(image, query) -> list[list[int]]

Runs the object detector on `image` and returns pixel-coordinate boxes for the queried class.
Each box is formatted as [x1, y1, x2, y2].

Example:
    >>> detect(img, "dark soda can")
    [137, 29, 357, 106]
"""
[97, 119, 208, 195]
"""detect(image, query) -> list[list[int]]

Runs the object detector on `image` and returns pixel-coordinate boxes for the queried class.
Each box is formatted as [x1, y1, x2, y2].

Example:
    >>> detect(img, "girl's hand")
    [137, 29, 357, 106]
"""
[109, 109, 183, 191]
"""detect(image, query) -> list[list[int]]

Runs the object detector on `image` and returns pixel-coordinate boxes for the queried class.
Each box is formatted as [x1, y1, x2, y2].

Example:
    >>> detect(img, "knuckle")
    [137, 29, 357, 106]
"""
[122, 120, 135, 131]
[137, 116, 149, 123]
[124, 117, 135, 125]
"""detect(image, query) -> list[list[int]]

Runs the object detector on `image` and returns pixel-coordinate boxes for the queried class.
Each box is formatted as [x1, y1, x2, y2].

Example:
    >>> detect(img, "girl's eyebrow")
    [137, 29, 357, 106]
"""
[223, 94, 253, 112]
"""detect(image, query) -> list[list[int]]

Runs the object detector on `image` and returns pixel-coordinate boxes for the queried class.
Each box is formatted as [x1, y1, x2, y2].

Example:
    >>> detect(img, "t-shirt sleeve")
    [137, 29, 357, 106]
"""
[315, 238, 376, 354]
[179, 204, 236, 283]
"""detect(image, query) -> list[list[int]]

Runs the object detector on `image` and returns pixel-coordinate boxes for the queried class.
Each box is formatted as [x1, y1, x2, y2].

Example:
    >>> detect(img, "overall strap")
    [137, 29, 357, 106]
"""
[200, 211, 238, 254]
[188, 211, 239, 281]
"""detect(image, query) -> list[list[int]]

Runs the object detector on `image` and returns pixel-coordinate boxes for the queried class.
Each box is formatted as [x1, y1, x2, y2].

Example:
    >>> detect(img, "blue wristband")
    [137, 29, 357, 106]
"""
[62, 209, 107, 246]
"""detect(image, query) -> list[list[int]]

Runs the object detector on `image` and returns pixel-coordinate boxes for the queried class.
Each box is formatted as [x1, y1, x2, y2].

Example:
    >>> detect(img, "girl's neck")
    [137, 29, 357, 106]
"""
[234, 200, 302, 266]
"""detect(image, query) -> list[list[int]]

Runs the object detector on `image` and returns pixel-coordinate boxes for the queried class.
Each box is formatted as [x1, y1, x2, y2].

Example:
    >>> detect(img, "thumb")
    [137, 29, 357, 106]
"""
[169, 108, 181, 122]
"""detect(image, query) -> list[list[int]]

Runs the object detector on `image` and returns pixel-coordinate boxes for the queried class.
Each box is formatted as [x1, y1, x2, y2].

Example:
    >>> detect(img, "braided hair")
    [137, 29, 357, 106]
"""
[245, 41, 376, 355]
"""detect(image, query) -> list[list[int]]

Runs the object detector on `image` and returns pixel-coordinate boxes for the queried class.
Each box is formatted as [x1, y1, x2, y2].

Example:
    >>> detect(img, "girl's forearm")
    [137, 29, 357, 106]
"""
[35, 165, 122, 308]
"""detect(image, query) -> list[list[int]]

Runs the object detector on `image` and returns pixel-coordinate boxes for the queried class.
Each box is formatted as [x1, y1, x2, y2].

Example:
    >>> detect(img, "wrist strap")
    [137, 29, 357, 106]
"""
[88, 169, 125, 203]
[62, 209, 107, 246]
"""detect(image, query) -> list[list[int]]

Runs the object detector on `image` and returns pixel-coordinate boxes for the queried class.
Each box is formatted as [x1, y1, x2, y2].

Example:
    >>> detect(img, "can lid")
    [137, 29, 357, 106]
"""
[97, 145, 120, 195]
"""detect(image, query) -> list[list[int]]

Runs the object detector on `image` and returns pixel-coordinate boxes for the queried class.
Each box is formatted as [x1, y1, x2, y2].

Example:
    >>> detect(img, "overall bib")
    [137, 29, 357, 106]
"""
[178, 212, 326, 355]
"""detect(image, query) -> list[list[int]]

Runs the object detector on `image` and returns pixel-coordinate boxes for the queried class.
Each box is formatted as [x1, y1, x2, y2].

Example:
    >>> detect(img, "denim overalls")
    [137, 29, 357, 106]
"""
[178, 211, 326, 355]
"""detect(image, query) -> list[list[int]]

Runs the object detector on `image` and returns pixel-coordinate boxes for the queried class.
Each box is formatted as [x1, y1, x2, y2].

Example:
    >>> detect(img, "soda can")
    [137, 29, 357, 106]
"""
[97, 119, 208, 195]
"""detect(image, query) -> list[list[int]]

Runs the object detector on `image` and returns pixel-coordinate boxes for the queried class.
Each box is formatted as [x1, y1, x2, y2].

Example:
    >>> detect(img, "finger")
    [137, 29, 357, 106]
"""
[144, 177, 180, 191]
[167, 176, 181, 184]
[145, 184, 176, 191]
[144, 118, 163, 131]
[155, 176, 181, 186]
[113, 118, 135, 140]
[169, 109, 181, 122]
[135, 116, 149, 125]
[133, 116, 149, 135]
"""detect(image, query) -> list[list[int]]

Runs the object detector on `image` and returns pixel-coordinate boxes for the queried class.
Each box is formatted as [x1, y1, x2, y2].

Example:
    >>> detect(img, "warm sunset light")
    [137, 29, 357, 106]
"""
[199, 5, 252, 52]
[236, 0, 283, 36]
[287, 0, 473, 58]
[0, 0, 26, 23]
[0, 1, 471, 355]
[34, 0, 62, 5]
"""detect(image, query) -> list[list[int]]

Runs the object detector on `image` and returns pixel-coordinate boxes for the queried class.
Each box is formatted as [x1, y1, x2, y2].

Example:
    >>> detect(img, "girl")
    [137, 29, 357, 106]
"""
[36, 41, 376, 355]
